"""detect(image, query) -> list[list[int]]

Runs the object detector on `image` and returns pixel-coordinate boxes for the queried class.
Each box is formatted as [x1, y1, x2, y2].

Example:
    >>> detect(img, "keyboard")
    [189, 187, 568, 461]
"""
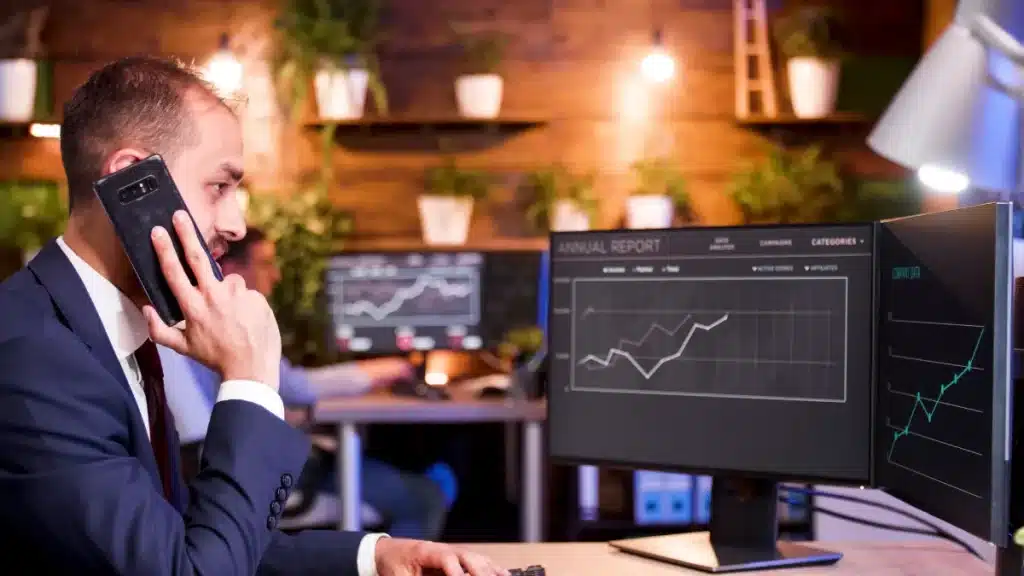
[509, 566, 545, 576]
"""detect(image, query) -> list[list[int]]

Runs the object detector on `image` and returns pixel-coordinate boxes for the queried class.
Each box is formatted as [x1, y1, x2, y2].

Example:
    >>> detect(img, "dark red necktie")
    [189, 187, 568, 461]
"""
[134, 339, 174, 500]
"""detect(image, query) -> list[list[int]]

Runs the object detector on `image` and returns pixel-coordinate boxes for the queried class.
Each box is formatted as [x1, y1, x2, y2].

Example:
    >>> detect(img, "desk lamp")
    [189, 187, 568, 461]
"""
[867, 0, 1024, 196]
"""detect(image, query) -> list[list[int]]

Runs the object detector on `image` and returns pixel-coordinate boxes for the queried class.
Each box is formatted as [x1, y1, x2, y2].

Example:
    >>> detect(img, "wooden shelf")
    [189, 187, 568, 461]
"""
[344, 235, 549, 252]
[735, 112, 872, 127]
[306, 117, 547, 135]
[307, 117, 547, 152]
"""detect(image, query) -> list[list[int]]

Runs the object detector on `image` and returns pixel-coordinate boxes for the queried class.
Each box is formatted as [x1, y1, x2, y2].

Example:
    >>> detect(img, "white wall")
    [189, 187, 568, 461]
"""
[812, 486, 996, 565]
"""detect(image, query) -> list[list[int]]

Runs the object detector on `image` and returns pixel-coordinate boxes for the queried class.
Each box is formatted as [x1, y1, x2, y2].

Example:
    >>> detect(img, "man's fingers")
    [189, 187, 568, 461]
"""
[171, 211, 218, 290]
[459, 551, 507, 576]
[223, 273, 246, 294]
[151, 225, 202, 312]
[144, 306, 188, 353]
[439, 552, 466, 576]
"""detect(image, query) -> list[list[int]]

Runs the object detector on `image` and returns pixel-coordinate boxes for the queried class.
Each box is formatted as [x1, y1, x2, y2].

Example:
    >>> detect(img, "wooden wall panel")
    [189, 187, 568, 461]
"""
[0, 0, 924, 243]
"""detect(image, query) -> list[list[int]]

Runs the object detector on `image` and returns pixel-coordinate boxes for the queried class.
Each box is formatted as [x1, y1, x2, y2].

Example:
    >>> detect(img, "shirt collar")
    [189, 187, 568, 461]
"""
[56, 236, 150, 360]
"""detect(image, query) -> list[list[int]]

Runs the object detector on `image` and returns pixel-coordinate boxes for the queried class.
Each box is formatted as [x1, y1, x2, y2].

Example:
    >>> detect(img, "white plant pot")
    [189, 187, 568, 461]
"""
[455, 74, 503, 119]
[315, 67, 369, 120]
[626, 195, 674, 229]
[418, 195, 474, 246]
[550, 200, 590, 232]
[787, 57, 840, 119]
[0, 59, 37, 122]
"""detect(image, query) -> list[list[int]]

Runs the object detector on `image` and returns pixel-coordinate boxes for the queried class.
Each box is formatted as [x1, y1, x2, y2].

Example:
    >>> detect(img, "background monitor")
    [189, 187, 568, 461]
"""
[874, 202, 1014, 546]
[325, 251, 485, 354]
[546, 224, 875, 571]
[325, 249, 545, 355]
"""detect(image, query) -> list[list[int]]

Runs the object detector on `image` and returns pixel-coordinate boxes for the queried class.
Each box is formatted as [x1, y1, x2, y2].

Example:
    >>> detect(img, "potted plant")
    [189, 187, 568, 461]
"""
[454, 29, 506, 119]
[774, 7, 843, 118]
[0, 180, 66, 263]
[420, 159, 491, 246]
[523, 165, 597, 232]
[247, 183, 353, 365]
[273, 0, 387, 120]
[729, 145, 843, 224]
[0, 7, 47, 122]
[627, 157, 690, 229]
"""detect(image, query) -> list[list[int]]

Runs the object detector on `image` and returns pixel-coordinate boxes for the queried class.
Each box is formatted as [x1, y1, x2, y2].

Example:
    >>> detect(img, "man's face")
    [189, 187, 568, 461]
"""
[162, 93, 246, 261]
[222, 239, 280, 297]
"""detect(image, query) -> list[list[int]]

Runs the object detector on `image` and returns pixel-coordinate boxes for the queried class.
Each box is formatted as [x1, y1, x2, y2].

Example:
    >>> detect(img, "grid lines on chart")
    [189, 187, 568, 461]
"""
[569, 276, 848, 402]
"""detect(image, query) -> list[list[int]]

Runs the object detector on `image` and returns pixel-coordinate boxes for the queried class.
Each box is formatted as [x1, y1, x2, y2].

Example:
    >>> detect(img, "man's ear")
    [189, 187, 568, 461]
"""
[102, 148, 150, 177]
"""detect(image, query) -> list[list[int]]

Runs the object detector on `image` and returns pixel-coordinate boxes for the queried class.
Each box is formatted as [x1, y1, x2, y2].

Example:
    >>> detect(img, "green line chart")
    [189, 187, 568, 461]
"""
[886, 327, 986, 461]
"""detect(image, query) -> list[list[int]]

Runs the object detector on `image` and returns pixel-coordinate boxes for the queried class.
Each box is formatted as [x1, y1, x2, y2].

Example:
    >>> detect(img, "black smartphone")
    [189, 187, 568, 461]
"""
[93, 154, 223, 326]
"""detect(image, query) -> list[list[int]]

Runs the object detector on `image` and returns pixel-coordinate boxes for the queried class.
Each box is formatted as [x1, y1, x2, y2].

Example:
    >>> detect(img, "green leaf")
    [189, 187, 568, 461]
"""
[271, 0, 387, 117]
[423, 158, 493, 200]
[247, 184, 353, 365]
[0, 180, 66, 252]
[520, 164, 598, 232]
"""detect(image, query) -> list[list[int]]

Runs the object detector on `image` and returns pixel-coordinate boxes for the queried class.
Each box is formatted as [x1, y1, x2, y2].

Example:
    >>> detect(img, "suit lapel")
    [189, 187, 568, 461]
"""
[28, 241, 132, 393]
[27, 240, 165, 496]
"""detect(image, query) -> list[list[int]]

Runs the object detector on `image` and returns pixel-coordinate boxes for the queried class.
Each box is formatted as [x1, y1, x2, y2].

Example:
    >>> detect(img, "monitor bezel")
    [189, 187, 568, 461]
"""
[545, 221, 878, 486]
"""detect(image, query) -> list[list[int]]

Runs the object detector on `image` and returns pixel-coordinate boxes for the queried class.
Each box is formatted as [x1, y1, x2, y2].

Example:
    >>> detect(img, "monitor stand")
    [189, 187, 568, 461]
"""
[609, 476, 841, 573]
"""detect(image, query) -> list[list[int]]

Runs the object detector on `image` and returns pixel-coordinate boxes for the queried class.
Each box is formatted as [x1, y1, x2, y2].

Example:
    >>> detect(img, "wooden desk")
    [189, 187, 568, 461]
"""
[461, 541, 990, 575]
[315, 390, 547, 541]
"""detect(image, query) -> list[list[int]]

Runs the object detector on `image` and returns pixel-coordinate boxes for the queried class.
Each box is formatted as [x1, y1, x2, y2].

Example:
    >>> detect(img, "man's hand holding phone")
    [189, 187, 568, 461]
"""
[144, 211, 281, 392]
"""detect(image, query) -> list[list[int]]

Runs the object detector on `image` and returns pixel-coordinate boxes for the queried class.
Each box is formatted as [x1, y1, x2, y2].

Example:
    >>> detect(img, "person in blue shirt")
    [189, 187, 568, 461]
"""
[161, 226, 452, 540]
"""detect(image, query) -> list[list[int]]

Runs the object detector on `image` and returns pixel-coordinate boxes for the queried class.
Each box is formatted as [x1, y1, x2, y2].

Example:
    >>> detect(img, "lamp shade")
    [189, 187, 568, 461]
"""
[867, 23, 1020, 194]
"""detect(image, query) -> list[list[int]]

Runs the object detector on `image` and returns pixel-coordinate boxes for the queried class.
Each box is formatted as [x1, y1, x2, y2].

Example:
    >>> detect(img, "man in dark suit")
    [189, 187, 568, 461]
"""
[0, 57, 507, 576]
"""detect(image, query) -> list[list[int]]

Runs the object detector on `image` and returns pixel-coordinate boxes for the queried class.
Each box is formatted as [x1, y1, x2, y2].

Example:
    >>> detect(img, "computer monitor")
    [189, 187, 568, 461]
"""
[325, 251, 486, 354]
[874, 202, 1014, 548]
[547, 224, 875, 572]
[324, 249, 545, 355]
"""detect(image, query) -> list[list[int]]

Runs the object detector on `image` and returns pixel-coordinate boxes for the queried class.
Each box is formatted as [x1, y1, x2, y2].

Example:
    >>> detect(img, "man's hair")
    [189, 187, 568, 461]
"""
[61, 56, 220, 212]
[221, 227, 267, 266]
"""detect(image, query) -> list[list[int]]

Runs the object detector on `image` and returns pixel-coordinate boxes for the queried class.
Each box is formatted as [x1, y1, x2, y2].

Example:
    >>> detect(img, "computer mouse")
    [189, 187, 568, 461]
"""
[476, 386, 508, 399]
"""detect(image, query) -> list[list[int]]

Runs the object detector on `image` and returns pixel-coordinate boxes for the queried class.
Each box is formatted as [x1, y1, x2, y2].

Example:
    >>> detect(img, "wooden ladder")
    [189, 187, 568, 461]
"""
[733, 0, 778, 118]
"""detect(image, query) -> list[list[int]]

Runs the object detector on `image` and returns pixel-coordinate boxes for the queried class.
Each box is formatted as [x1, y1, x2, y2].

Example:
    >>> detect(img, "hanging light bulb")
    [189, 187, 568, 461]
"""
[640, 28, 675, 83]
[203, 33, 244, 97]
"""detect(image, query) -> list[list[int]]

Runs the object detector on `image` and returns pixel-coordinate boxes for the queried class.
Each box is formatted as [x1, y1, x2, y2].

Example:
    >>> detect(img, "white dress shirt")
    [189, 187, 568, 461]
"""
[56, 237, 385, 576]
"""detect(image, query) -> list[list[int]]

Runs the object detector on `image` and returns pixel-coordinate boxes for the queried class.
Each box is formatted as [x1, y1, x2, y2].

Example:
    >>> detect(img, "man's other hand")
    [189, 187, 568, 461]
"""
[358, 358, 416, 389]
[375, 538, 509, 576]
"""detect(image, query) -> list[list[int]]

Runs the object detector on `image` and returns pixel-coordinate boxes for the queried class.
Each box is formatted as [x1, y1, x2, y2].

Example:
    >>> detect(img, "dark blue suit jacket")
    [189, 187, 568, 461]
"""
[0, 241, 366, 575]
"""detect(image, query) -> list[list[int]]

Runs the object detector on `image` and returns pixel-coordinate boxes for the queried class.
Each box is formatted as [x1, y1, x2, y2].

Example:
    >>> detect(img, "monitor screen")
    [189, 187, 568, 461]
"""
[547, 224, 875, 483]
[325, 251, 484, 353]
[874, 202, 1013, 545]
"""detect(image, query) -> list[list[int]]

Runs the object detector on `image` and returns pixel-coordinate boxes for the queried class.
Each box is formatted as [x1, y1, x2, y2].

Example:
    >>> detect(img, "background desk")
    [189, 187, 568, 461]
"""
[315, 390, 547, 541]
[462, 541, 989, 575]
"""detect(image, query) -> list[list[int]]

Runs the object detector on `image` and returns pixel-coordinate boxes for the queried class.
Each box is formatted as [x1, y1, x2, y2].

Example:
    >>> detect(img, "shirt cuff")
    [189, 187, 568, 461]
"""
[357, 533, 389, 576]
[216, 379, 285, 420]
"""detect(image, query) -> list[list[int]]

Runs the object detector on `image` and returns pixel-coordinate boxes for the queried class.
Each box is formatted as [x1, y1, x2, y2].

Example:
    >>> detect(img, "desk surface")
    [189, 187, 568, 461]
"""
[461, 541, 989, 575]
[314, 388, 546, 424]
